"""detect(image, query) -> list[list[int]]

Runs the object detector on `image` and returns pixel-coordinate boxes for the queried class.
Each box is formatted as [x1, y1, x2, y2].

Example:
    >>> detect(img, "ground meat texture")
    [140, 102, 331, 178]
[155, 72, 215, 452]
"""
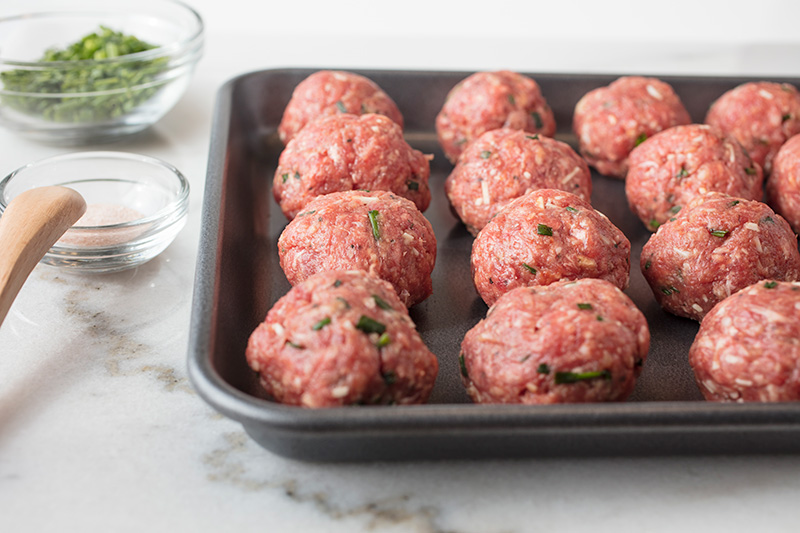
[273, 114, 431, 220]
[471, 189, 630, 307]
[278, 190, 436, 307]
[641, 193, 800, 321]
[460, 279, 649, 405]
[246, 270, 438, 407]
[705, 81, 800, 175]
[278, 70, 404, 144]
[435, 71, 556, 163]
[767, 133, 800, 232]
[573, 76, 691, 179]
[689, 280, 800, 402]
[626, 124, 763, 231]
[445, 128, 592, 235]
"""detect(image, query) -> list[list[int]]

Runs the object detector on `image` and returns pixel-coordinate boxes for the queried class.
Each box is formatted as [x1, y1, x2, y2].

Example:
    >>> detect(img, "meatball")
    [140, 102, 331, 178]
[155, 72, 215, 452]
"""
[445, 128, 592, 235]
[705, 81, 800, 174]
[641, 193, 800, 321]
[626, 124, 763, 231]
[471, 189, 630, 307]
[435, 70, 556, 163]
[278, 70, 404, 144]
[460, 279, 650, 405]
[246, 270, 438, 407]
[767, 133, 800, 232]
[573, 76, 691, 179]
[278, 190, 436, 307]
[274, 113, 431, 220]
[689, 280, 800, 402]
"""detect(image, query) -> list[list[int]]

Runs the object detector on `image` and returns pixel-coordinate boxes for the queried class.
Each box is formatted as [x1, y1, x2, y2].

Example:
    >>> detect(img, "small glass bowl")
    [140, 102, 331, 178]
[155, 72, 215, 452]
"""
[0, 151, 189, 272]
[0, 0, 203, 143]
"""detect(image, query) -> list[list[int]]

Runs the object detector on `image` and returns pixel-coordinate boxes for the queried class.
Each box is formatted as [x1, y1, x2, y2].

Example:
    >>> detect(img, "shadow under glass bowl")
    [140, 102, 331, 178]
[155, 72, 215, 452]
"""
[0, 0, 203, 144]
[0, 151, 190, 272]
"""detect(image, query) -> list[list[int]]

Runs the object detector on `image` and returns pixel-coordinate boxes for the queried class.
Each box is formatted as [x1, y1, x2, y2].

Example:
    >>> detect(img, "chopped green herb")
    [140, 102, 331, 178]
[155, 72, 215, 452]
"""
[634, 133, 648, 147]
[669, 205, 682, 214]
[555, 369, 612, 384]
[356, 315, 386, 335]
[661, 286, 680, 296]
[676, 167, 689, 179]
[407, 180, 419, 191]
[312, 317, 331, 331]
[729, 200, 741, 207]
[507, 94, 516, 105]
[709, 228, 729, 238]
[519, 354, 532, 363]
[335, 296, 350, 309]
[577, 303, 593, 310]
[783, 113, 792, 122]
[526, 134, 540, 140]
[377, 332, 392, 348]
[382, 370, 396, 385]
[537, 363, 550, 374]
[368, 210, 381, 240]
[522, 263, 537, 275]
[745, 167, 757, 175]
[764, 281, 778, 289]
[294, 171, 301, 180]
[285, 340, 305, 350]
[537, 224, 553, 236]
[372, 294, 392, 310]
[531, 111, 543, 128]
[644, 259, 652, 270]
[763, 216, 775, 224]
[333, 279, 343, 288]
[0, 25, 167, 123]
[596, 315, 604, 322]
[480, 150, 492, 159]
[281, 173, 289, 183]
[565, 206, 578, 213]
[335, 100, 347, 113]
[650, 219, 661, 230]
[459, 353, 469, 378]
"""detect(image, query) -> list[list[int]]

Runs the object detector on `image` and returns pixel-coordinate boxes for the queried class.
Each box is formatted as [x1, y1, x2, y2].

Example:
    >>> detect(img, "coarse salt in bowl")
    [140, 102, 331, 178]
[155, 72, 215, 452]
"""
[0, 151, 189, 272]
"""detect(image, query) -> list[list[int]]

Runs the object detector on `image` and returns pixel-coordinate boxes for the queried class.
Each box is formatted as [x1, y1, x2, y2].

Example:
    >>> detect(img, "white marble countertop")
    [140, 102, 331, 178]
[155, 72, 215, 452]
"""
[2, 0, 800, 531]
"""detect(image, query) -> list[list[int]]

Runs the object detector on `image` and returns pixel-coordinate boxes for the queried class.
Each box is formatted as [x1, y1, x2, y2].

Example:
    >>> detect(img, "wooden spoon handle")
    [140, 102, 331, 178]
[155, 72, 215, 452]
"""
[0, 186, 86, 327]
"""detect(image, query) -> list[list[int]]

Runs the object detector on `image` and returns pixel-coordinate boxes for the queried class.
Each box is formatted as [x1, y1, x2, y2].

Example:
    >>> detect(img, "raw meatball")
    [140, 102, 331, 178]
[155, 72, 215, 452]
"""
[436, 71, 556, 163]
[274, 113, 431, 220]
[471, 189, 630, 307]
[278, 70, 404, 144]
[573, 76, 691, 179]
[246, 270, 438, 407]
[705, 81, 800, 174]
[626, 124, 763, 231]
[689, 280, 800, 402]
[460, 279, 650, 404]
[278, 190, 436, 307]
[445, 128, 592, 235]
[641, 193, 800, 321]
[767, 133, 800, 232]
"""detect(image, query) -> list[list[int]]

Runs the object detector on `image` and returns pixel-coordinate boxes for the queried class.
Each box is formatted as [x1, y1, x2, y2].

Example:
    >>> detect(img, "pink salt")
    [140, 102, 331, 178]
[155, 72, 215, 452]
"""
[57, 203, 146, 247]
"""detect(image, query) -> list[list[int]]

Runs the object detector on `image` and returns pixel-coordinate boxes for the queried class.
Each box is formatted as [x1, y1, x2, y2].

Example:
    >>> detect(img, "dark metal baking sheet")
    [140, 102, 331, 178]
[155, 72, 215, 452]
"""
[188, 68, 800, 462]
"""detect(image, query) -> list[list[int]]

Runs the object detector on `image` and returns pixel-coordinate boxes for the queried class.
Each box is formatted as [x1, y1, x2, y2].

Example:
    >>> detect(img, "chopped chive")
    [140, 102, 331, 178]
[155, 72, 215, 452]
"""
[519, 354, 532, 363]
[507, 94, 516, 105]
[372, 294, 392, 310]
[634, 133, 648, 147]
[480, 150, 492, 159]
[644, 259, 652, 270]
[407, 180, 419, 191]
[459, 354, 469, 378]
[565, 206, 578, 213]
[377, 332, 391, 348]
[335, 100, 347, 113]
[763, 216, 775, 224]
[729, 200, 741, 207]
[285, 340, 304, 349]
[745, 167, 757, 175]
[537, 224, 553, 236]
[649, 219, 661, 230]
[764, 281, 778, 289]
[676, 167, 689, 179]
[368, 210, 381, 240]
[356, 315, 386, 335]
[709, 228, 729, 238]
[336, 296, 350, 309]
[661, 286, 680, 296]
[783, 113, 792, 122]
[333, 279, 343, 288]
[577, 303, 593, 310]
[555, 369, 612, 384]
[537, 363, 550, 374]
[531, 111, 543, 128]
[596, 315, 604, 322]
[526, 134, 540, 140]
[312, 317, 331, 331]
[294, 171, 301, 180]
[382, 370, 396, 385]
[522, 263, 537, 275]
[281, 173, 289, 183]
[670, 205, 682, 214]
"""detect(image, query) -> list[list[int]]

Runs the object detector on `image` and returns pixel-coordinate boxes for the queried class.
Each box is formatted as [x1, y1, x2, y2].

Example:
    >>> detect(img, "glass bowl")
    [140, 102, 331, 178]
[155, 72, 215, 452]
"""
[0, 0, 203, 144]
[0, 151, 189, 272]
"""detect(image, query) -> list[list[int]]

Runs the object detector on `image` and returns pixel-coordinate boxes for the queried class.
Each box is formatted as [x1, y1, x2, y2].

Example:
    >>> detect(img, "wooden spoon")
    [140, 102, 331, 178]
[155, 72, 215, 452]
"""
[0, 186, 86, 328]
